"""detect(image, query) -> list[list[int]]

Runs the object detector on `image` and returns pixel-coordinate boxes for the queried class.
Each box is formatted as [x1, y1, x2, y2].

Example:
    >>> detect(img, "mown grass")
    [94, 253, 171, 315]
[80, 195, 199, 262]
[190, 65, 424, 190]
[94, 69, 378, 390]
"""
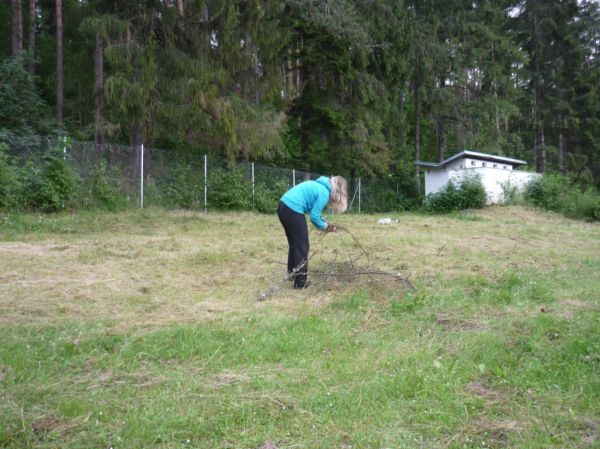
[0, 206, 598, 448]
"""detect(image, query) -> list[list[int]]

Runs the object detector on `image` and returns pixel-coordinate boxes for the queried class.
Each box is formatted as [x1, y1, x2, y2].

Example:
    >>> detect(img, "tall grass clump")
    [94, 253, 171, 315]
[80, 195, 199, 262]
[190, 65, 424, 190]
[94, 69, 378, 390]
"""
[425, 174, 487, 213]
[524, 174, 600, 221]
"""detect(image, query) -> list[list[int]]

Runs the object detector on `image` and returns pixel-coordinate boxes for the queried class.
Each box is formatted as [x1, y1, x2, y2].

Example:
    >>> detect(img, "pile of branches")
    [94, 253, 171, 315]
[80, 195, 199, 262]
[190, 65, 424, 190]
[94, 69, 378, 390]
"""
[258, 225, 414, 301]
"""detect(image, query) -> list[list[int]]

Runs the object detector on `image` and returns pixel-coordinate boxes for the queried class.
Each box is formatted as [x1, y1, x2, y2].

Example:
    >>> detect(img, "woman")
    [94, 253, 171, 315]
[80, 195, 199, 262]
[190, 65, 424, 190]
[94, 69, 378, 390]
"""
[277, 176, 348, 289]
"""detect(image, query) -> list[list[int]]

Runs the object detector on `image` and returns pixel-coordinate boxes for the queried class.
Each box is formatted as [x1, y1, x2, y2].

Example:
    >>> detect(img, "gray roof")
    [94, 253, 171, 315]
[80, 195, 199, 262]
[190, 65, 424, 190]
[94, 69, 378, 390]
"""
[415, 150, 527, 168]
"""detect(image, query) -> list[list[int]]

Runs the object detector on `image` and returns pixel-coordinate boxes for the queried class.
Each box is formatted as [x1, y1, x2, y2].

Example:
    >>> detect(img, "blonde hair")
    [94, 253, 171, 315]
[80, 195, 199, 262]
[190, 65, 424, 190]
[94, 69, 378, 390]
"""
[328, 176, 348, 213]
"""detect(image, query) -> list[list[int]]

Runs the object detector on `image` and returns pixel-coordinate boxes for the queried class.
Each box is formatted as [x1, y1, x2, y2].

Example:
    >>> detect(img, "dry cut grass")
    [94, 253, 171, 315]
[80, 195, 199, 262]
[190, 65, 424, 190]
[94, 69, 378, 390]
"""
[1, 206, 598, 331]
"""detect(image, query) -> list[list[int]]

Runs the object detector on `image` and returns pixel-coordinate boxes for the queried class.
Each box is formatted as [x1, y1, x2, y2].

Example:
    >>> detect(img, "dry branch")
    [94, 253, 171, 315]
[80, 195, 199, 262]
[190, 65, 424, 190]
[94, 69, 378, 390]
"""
[309, 269, 415, 289]
[258, 224, 414, 300]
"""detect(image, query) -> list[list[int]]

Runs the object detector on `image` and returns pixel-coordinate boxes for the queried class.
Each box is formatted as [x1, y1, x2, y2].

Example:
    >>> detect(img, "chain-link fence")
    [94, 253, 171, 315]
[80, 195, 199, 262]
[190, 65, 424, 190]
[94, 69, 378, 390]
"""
[1, 136, 412, 213]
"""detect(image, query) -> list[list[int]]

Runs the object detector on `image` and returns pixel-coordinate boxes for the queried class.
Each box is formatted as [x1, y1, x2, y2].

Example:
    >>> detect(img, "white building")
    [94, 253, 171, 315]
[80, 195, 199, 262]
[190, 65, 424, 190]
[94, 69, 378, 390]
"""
[415, 150, 540, 204]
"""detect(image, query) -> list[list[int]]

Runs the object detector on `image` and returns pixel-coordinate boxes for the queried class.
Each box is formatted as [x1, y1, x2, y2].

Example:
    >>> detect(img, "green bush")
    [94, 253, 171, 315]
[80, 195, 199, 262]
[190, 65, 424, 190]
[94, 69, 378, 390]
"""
[24, 146, 80, 211]
[363, 189, 406, 213]
[524, 174, 600, 221]
[425, 174, 487, 213]
[0, 144, 23, 210]
[571, 190, 600, 221]
[85, 160, 129, 211]
[523, 174, 570, 211]
[160, 166, 203, 209]
[253, 179, 289, 214]
[500, 179, 522, 205]
[207, 166, 252, 210]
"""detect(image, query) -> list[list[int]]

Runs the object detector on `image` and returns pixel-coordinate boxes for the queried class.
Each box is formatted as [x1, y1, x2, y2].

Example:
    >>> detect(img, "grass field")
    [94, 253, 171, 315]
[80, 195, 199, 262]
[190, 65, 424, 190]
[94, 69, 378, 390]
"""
[0, 206, 599, 449]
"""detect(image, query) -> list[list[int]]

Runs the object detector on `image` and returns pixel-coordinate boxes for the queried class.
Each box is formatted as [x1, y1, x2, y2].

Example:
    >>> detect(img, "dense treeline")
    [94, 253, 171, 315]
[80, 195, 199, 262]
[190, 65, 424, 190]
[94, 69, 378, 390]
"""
[2, 0, 600, 191]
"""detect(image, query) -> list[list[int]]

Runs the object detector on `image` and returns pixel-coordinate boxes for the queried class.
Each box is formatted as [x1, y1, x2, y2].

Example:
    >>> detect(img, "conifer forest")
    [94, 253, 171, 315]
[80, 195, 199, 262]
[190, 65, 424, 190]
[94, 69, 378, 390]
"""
[2, 0, 600, 192]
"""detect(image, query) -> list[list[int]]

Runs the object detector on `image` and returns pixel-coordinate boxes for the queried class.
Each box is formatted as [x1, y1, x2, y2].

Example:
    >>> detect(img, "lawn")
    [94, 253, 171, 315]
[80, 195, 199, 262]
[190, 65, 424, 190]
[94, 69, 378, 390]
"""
[0, 206, 598, 448]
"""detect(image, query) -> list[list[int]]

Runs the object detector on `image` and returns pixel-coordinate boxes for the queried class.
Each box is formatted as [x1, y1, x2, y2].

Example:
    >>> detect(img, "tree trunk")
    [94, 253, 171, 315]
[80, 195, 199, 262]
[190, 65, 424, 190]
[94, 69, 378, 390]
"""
[437, 118, 446, 163]
[286, 47, 293, 97]
[55, 0, 64, 126]
[299, 101, 310, 170]
[177, 0, 184, 16]
[558, 116, 566, 176]
[28, 0, 35, 75]
[536, 124, 546, 173]
[493, 77, 500, 133]
[94, 32, 105, 150]
[414, 82, 421, 193]
[398, 89, 406, 153]
[295, 40, 301, 95]
[11, 0, 23, 56]
[533, 12, 545, 173]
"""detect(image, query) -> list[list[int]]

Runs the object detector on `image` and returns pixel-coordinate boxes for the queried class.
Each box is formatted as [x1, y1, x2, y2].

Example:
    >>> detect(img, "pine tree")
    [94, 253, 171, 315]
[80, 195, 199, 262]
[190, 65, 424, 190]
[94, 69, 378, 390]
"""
[55, 0, 63, 126]
[11, 0, 23, 56]
[28, 0, 35, 75]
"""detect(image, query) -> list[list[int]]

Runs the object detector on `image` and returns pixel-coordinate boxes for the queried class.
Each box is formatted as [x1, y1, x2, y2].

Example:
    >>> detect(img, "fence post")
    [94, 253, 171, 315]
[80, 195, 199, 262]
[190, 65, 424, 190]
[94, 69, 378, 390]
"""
[358, 177, 361, 214]
[292, 169, 296, 187]
[140, 143, 144, 209]
[204, 154, 207, 213]
[251, 162, 255, 206]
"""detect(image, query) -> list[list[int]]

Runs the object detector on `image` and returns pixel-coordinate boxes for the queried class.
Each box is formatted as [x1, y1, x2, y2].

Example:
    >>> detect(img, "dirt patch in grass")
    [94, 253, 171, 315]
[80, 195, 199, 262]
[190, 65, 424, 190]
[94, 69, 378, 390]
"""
[462, 415, 523, 448]
[465, 381, 517, 403]
[31, 413, 90, 438]
[74, 365, 169, 390]
[578, 418, 599, 446]
[436, 313, 488, 332]
[206, 371, 251, 389]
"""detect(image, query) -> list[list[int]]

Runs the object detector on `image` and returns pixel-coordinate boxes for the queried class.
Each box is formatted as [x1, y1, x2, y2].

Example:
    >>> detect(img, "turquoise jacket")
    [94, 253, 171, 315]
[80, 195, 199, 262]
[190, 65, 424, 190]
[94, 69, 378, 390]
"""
[281, 176, 331, 230]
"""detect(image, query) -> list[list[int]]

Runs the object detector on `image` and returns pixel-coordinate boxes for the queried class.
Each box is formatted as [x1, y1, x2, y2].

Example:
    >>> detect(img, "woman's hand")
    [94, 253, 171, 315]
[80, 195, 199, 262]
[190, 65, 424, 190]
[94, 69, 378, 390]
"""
[325, 223, 337, 233]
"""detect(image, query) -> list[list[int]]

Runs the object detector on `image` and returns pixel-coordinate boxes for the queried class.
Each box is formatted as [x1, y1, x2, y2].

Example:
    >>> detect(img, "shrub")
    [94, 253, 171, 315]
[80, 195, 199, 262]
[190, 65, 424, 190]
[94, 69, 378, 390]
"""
[253, 179, 289, 214]
[86, 160, 129, 211]
[0, 144, 23, 209]
[24, 146, 80, 211]
[523, 174, 570, 211]
[524, 174, 600, 222]
[161, 165, 203, 209]
[570, 190, 600, 221]
[500, 179, 522, 205]
[425, 174, 487, 213]
[207, 166, 252, 210]
[363, 189, 406, 213]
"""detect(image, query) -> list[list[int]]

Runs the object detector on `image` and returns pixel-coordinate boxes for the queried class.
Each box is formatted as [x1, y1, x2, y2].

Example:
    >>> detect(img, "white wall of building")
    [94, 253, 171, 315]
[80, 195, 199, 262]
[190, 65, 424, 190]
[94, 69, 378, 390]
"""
[423, 170, 450, 196]
[424, 157, 539, 204]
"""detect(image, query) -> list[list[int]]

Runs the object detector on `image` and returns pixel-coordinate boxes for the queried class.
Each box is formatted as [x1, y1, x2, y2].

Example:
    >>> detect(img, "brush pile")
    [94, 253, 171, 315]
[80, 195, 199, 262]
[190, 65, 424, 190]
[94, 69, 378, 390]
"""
[258, 225, 414, 301]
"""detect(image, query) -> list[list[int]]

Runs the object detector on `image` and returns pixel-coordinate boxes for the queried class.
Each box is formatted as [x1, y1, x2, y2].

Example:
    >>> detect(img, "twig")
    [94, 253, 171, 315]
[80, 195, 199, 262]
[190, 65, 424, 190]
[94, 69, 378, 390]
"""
[260, 224, 415, 300]
[257, 248, 320, 301]
[310, 270, 415, 289]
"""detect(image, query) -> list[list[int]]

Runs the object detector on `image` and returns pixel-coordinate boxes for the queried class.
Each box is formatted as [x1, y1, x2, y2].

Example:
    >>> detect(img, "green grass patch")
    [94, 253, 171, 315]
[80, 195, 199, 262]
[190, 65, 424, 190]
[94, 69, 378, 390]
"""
[0, 207, 598, 448]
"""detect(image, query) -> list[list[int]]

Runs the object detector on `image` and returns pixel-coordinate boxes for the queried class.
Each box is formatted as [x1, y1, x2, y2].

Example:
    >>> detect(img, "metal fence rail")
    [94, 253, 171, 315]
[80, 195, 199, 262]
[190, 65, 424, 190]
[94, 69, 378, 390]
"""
[2, 136, 411, 213]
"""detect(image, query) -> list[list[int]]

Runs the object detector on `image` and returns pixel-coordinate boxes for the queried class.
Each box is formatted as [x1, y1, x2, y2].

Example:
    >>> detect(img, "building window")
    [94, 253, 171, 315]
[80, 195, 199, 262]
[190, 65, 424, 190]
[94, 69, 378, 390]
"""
[493, 164, 497, 168]
[504, 165, 508, 169]
[460, 164, 463, 169]
[471, 160, 476, 166]
[482, 162, 487, 167]
[427, 169, 430, 174]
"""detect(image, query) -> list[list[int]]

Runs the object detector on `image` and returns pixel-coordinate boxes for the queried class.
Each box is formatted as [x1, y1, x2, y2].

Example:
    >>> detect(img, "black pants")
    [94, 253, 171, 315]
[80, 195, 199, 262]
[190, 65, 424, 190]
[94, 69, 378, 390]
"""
[277, 201, 309, 288]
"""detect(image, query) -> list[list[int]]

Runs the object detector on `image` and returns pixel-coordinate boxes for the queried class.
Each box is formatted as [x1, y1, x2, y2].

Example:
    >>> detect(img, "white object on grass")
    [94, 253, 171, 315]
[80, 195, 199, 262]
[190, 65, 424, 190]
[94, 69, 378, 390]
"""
[378, 218, 398, 225]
